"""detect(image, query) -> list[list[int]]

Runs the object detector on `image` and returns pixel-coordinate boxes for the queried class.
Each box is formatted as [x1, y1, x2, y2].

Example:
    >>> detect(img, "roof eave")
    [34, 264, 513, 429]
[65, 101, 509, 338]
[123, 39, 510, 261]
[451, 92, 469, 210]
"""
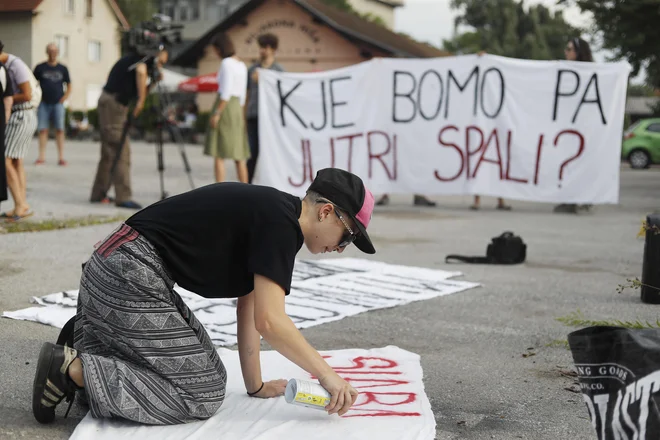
[171, 0, 267, 66]
[293, 0, 421, 58]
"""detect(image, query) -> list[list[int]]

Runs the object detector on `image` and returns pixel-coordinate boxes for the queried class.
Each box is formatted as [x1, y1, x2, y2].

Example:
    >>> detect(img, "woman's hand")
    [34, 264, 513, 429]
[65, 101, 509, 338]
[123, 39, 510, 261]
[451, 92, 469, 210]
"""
[250, 379, 288, 398]
[210, 113, 220, 128]
[319, 372, 359, 416]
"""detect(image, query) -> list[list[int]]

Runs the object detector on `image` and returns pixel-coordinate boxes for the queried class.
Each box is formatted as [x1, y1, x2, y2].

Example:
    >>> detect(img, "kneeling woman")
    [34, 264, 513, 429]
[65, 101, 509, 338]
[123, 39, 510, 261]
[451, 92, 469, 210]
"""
[32, 168, 376, 425]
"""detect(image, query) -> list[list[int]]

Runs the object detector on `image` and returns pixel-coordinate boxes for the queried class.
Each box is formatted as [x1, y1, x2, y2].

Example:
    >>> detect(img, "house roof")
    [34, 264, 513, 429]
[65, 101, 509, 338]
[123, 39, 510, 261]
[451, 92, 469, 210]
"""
[0, 0, 43, 12]
[0, 0, 129, 30]
[172, 0, 449, 67]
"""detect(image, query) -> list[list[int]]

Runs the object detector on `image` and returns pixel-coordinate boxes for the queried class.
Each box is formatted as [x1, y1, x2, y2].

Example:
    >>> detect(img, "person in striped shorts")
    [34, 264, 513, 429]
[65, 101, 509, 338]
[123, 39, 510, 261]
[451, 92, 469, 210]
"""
[0, 41, 38, 221]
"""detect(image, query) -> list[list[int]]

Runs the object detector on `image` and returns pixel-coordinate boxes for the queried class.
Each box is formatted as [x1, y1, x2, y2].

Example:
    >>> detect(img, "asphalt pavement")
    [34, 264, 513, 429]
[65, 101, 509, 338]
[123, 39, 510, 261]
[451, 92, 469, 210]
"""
[1, 138, 659, 439]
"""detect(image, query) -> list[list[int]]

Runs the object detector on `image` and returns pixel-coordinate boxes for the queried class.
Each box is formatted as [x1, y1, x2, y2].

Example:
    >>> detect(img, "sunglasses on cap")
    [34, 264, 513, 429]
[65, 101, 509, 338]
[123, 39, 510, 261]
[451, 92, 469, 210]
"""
[316, 198, 359, 249]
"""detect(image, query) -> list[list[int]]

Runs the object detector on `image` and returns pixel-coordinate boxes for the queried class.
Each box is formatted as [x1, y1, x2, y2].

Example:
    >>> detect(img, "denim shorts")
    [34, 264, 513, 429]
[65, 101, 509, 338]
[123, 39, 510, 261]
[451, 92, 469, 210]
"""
[37, 102, 65, 131]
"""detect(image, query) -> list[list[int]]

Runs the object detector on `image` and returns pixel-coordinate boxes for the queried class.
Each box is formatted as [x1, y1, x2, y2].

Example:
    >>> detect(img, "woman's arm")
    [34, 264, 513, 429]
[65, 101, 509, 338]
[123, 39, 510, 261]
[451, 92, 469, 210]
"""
[13, 81, 31, 104]
[210, 61, 233, 127]
[236, 291, 288, 398]
[236, 292, 263, 393]
[4, 96, 12, 123]
[253, 274, 358, 416]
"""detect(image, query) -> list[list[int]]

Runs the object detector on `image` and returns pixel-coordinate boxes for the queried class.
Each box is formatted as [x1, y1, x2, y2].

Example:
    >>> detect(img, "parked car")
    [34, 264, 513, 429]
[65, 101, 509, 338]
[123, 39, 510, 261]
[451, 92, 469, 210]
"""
[622, 118, 660, 169]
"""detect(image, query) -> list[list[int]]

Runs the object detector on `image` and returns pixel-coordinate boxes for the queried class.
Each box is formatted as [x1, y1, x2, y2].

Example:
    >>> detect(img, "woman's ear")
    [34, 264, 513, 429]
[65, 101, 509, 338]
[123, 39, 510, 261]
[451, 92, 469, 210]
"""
[319, 203, 333, 220]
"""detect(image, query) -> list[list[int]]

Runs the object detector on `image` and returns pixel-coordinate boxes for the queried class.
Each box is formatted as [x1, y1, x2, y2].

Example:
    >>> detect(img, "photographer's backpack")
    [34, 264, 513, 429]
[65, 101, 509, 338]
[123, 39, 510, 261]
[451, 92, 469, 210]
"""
[445, 231, 527, 265]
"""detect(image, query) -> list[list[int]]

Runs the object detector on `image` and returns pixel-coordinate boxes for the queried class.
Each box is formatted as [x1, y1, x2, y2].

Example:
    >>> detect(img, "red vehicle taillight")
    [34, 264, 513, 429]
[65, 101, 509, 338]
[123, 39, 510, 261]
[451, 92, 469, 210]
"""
[624, 132, 635, 140]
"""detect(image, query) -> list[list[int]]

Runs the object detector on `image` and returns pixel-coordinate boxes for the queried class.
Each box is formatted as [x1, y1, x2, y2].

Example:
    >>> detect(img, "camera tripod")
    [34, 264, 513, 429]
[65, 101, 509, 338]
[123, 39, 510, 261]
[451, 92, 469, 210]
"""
[103, 72, 195, 203]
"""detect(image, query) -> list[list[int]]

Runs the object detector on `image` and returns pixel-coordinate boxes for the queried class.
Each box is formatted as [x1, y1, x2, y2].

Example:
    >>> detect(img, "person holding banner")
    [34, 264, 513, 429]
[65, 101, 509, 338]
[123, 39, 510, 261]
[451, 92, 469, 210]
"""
[245, 33, 284, 183]
[205, 33, 250, 184]
[470, 195, 511, 211]
[553, 37, 594, 214]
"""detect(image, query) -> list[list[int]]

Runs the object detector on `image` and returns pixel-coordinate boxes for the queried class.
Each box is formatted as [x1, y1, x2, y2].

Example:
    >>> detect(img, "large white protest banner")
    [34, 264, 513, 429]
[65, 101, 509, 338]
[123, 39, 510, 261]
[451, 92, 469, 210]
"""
[254, 55, 631, 204]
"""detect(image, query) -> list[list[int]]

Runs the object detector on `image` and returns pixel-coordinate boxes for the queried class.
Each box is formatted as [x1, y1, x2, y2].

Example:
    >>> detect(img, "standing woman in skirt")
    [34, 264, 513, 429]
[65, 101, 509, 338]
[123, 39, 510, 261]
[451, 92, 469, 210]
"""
[0, 42, 38, 220]
[205, 33, 250, 183]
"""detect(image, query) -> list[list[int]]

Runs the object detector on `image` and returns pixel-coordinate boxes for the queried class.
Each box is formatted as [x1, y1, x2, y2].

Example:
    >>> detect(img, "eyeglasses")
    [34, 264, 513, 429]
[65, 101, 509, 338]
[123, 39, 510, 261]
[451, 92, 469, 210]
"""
[316, 198, 358, 248]
[335, 209, 358, 248]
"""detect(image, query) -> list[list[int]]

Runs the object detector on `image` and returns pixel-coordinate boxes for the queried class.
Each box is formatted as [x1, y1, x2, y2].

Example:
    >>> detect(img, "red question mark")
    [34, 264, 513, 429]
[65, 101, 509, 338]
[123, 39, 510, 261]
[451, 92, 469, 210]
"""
[553, 130, 585, 188]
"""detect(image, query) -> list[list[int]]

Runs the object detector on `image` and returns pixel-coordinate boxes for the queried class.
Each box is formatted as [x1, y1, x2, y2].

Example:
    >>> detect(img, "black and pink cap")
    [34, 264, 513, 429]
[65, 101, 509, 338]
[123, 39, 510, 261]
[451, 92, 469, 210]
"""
[309, 168, 376, 254]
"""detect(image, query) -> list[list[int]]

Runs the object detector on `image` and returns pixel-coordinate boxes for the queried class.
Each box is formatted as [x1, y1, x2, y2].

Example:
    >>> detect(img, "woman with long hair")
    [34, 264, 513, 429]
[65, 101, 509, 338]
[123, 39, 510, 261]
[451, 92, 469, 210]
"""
[554, 37, 593, 214]
[205, 33, 250, 183]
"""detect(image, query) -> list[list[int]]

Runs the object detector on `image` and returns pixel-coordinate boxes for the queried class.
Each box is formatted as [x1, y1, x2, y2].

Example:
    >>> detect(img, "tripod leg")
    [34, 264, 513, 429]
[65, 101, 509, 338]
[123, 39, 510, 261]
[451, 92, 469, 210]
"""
[156, 125, 167, 200]
[168, 124, 195, 190]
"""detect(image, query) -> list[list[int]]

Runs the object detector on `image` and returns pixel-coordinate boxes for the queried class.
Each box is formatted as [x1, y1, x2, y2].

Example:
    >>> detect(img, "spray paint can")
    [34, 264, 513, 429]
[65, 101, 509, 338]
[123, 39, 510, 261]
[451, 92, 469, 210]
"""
[285, 379, 331, 411]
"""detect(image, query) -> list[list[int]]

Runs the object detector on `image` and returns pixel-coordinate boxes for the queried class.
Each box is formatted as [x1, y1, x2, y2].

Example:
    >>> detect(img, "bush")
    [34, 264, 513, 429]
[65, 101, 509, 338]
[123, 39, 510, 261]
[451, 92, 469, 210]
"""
[196, 112, 210, 133]
[65, 108, 98, 130]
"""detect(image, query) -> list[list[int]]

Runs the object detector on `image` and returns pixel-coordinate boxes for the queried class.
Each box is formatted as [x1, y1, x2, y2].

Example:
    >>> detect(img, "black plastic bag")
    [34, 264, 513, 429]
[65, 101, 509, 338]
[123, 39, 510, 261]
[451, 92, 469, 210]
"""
[568, 326, 660, 439]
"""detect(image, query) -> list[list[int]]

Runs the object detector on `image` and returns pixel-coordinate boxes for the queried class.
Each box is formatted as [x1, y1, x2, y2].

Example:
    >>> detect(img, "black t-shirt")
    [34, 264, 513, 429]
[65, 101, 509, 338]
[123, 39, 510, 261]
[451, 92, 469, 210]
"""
[125, 183, 304, 298]
[103, 54, 144, 106]
[33, 62, 70, 104]
[0, 62, 14, 203]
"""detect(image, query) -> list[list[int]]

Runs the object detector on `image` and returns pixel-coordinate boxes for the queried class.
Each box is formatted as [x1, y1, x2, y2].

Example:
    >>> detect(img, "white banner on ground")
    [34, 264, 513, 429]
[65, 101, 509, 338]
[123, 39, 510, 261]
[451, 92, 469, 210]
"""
[254, 54, 631, 204]
[69, 346, 436, 440]
[2, 258, 479, 347]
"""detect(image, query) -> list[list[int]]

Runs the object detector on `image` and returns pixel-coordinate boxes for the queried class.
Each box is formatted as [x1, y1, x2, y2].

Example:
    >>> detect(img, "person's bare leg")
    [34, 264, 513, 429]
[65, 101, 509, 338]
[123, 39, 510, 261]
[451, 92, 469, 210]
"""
[214, 158, 225, 182]
[235, 160, 248, 183]
[496, 198, 511, 210]
[55, 130, 66, 163]
[68, 358, 85, 388]
[14, 158, 30, 216]
[37, 130, 48, 163]
[4, 158, 20, 216]
[471, 195, 480, 209]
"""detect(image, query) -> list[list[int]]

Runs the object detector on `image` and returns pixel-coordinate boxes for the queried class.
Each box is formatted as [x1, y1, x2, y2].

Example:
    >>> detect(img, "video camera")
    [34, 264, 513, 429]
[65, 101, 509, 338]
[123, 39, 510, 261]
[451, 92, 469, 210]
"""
[122, 14, 183, 78]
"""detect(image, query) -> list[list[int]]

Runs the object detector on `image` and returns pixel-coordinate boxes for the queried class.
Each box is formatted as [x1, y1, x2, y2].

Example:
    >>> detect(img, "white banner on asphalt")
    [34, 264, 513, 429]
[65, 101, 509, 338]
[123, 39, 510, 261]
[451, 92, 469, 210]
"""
[69, 346, 436, 440]
[2, 258, 479, 347]
[254, 54, 631, 204]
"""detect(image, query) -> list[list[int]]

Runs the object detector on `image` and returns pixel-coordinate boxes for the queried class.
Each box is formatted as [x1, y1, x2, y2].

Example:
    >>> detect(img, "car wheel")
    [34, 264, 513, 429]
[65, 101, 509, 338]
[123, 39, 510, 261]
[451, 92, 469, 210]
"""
[629, 149, 650, 169]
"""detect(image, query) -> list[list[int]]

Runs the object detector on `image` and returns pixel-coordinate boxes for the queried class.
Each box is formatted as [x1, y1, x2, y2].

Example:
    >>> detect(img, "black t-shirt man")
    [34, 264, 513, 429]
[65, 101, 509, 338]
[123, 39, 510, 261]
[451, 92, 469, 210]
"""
[126, 183, 304, 298]
[33, 62, 70, 104]
[103, 53, 145, 106]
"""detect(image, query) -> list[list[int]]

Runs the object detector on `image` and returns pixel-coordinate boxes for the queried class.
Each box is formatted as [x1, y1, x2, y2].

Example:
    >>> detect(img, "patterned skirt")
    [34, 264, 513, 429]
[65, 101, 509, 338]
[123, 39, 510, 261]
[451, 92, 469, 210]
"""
[73, 224, 227, 425]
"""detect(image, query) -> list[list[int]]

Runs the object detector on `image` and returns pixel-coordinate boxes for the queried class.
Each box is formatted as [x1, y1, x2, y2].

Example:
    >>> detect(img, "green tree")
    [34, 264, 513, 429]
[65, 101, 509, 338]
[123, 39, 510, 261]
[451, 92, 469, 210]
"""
[628, 84, 656, 98]
[319, 0, 354, 12]
[319, 0, 387, 28]
[444, 0, 578, 60]
[558, 0, 660, 88]
[114, 0, 157, 27]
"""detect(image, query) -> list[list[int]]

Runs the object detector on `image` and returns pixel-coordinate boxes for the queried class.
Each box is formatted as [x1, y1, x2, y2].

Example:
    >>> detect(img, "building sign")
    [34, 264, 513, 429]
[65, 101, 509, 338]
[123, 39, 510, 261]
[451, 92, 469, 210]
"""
[245, 19, 321, 45]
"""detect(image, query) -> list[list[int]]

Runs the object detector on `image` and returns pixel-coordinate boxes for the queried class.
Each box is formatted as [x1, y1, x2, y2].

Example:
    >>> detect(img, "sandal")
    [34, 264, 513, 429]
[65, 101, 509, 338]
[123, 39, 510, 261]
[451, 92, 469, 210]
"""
[7, 211, 34, 222]
[32, 342, 81, 424]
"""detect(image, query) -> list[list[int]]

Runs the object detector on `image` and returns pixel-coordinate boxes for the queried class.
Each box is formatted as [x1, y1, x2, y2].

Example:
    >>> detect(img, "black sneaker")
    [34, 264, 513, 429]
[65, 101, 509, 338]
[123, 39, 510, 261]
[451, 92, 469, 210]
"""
[32, 342, 80, 424]
[116, 200, 143, 209]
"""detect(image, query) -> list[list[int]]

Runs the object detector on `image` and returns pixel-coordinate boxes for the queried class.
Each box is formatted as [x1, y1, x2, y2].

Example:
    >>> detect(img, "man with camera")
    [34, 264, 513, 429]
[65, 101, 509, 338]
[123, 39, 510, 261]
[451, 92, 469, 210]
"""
[89, 48, 167, 210]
